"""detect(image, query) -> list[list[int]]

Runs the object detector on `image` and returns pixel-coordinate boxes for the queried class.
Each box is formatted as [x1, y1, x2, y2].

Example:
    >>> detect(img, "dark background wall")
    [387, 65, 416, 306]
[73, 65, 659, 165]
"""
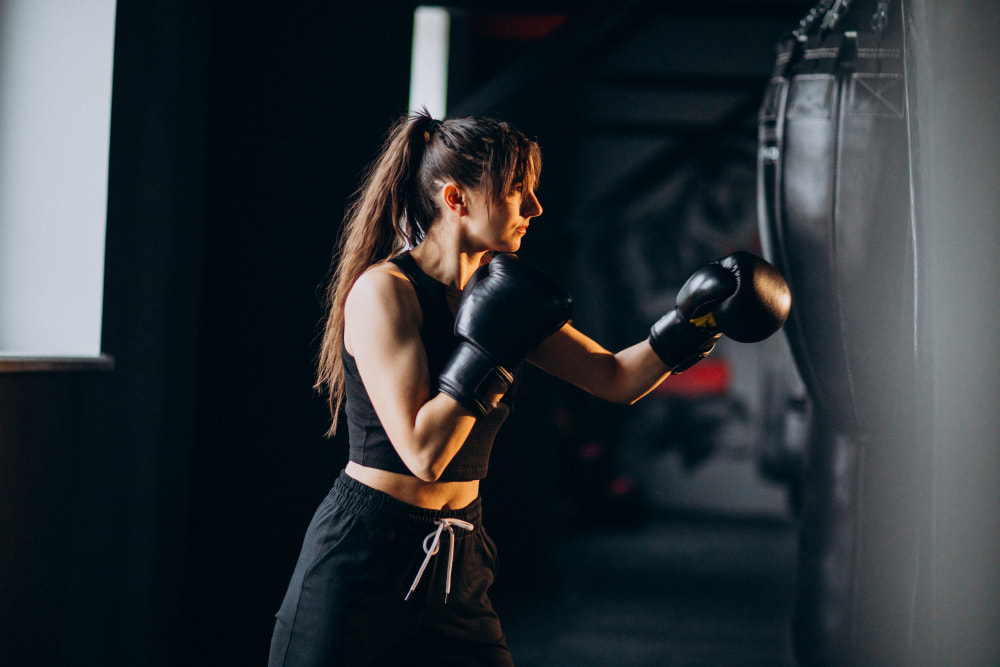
[0, 1, 415, 664]
[0, 2, 214, 664]
[183, 2, 415, 663]
[1, 2, 800, 663]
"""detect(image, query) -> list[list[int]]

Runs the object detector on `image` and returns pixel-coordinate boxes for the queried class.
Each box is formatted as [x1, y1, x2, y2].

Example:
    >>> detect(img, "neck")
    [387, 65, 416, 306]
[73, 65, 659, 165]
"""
[409, 232, 488, 290]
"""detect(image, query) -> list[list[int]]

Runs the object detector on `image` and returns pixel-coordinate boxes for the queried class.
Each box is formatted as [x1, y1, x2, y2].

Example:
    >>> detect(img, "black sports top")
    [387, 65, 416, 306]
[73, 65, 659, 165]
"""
[342, 252, 510, 481]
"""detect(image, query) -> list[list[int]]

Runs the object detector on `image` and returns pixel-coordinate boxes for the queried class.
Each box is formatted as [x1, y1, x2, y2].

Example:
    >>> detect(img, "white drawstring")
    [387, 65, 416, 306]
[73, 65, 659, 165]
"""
[404, 518, 475, 603]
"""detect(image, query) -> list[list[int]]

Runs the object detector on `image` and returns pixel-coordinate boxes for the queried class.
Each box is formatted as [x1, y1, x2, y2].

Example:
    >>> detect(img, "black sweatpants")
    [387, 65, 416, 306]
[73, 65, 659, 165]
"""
[268, 471, 513, 666]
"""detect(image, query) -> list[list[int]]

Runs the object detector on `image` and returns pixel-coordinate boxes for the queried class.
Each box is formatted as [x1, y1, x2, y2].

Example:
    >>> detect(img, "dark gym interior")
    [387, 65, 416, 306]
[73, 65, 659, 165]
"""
[0, 1, 997, 665]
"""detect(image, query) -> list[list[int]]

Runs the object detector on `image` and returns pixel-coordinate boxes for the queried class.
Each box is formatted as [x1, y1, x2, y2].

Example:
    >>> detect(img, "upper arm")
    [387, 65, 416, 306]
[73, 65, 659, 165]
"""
[528, 324, 671, 404]
[343, 263, 477, 480]
[344, 264, 430, 442]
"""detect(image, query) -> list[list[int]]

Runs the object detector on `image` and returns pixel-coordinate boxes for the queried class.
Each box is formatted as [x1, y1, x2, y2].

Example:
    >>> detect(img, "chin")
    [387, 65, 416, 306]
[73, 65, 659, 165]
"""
[503, 238, 523, 253]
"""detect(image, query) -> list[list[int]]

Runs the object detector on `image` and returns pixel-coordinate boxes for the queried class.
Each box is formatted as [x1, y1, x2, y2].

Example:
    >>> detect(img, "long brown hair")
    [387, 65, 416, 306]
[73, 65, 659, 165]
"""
[315, 109, 542, 436]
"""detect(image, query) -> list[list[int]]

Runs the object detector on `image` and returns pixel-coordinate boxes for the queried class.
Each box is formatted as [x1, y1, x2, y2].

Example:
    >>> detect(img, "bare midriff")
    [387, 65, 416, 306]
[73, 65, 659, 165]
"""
[345, 461, 480, 510]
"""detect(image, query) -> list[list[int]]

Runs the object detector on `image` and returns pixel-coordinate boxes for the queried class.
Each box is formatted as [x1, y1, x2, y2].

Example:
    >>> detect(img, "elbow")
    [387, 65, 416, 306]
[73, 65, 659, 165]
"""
[409, 452, 447, 483]
[413, 467, 443, 483]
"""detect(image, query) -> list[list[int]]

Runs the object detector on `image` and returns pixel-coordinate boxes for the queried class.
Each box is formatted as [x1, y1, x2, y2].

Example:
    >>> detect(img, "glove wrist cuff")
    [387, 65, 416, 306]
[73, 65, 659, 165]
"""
[438, 343, 514, 417]
[648, 309, 719, 374]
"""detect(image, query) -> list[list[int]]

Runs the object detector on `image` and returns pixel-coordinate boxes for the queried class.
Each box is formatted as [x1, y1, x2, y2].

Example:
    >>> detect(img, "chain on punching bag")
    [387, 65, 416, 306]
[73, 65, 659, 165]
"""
[757, 1, 919, 663]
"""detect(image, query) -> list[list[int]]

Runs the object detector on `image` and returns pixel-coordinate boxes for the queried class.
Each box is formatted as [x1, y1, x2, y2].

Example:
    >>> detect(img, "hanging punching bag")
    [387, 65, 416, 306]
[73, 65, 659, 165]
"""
[757, 1, 923, 663]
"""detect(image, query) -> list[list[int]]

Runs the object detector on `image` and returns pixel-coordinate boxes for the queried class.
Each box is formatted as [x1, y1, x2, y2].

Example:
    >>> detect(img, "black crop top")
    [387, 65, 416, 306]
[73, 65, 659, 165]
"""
[342, 252, 511, 481]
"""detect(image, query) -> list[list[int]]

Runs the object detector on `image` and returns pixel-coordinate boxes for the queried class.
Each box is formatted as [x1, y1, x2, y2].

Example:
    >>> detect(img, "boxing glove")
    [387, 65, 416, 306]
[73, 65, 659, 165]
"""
[439, 253, 572, 416]
[649, 252, 791, 372]
[707, 252, 791, 343]
[648, 263, 732, 373]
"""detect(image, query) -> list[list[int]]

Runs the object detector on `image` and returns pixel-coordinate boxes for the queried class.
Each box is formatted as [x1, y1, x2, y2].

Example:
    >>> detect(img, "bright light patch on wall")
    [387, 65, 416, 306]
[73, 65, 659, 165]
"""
[409, 6, 450, 118]
[0, 0, 117, 357]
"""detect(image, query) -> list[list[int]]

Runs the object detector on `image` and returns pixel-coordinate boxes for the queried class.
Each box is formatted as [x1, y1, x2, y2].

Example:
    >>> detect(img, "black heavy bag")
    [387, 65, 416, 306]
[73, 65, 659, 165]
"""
[757, 1, 924, 664]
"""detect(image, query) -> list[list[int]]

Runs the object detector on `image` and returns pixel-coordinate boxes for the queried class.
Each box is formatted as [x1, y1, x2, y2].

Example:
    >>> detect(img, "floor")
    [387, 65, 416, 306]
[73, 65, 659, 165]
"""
[493, 513, 800, 667]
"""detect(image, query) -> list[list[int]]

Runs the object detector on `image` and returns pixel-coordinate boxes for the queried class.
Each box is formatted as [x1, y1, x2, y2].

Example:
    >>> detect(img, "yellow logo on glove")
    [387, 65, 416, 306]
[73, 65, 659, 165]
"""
[689, 313, 718, 329]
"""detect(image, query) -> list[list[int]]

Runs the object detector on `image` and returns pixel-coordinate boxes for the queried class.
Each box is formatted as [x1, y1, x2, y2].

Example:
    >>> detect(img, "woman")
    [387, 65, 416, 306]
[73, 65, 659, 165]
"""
[268, 110, 787, 666]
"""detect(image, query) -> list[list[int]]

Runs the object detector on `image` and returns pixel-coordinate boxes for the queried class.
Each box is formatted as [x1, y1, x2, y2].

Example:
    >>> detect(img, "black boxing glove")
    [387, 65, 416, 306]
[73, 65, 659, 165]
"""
[439, 253, 572, 416]
[648, 252, 791, 373]
[706, 251, 791, 343]
[648, 263, 733, 373]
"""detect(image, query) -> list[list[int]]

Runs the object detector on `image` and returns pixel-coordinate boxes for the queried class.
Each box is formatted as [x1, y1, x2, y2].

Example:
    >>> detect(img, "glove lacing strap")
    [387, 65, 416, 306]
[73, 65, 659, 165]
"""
[405, 518, 475, 603]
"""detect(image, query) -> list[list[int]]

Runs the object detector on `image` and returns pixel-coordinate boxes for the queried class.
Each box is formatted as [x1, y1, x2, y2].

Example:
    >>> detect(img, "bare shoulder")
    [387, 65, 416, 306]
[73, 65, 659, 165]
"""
[344, 260, 421, 352]
[349, 261, 413, 301]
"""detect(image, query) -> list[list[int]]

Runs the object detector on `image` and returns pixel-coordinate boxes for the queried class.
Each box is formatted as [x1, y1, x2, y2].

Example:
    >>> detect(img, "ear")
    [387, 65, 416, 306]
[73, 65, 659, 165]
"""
[442, 183, 467, 215]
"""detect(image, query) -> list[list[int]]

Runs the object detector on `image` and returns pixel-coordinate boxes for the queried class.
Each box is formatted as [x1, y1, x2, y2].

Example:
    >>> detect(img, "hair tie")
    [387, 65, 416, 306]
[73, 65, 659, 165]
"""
[423, 118, 441, 143]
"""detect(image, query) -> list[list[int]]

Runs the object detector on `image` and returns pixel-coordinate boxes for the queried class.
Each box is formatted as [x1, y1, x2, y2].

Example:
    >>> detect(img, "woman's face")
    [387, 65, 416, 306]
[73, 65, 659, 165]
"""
[475, 181, 543, 253]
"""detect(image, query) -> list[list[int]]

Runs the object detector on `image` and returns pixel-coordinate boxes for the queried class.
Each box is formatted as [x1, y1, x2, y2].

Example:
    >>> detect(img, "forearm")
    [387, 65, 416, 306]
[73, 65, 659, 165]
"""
[393, 394, 478, 482]
[568, 340, 673, 404]
[602, 340, 674, 404]
[530, 326, 672, 405]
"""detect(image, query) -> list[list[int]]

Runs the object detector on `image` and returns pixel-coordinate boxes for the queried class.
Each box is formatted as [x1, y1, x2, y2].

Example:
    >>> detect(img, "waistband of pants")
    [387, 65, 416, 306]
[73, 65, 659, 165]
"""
[331, 469, 483, 530]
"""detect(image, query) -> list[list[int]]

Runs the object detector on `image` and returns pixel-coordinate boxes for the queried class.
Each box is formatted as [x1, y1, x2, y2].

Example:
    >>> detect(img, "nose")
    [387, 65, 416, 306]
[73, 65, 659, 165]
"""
[522, 191, 542, 218]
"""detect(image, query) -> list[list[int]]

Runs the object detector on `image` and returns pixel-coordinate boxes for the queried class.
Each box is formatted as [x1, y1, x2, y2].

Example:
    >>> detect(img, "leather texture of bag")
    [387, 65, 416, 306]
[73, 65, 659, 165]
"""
[758, 0, 911, 437]
[756, 2, 925, 664]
